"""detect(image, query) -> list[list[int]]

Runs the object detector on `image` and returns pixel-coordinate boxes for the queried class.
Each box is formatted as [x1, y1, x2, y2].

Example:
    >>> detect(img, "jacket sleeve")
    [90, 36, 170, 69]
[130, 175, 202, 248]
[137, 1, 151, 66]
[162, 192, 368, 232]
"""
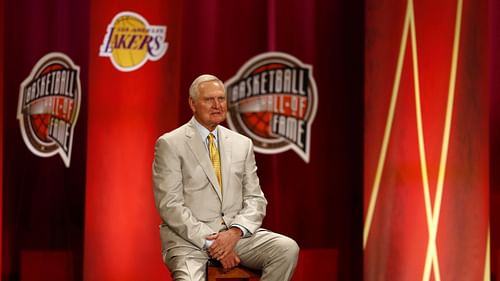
[230, 138, 268, 234]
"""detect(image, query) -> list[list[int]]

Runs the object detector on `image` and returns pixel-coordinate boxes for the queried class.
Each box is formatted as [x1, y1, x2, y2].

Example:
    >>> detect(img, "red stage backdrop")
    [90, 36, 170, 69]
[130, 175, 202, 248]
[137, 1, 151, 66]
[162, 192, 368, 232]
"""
[3, 0, 498, 280]
[84, 1, 363, 281]
[1, 1, 364, 281]
[364, 0, 489, 280]
[2, 0, 89, 280]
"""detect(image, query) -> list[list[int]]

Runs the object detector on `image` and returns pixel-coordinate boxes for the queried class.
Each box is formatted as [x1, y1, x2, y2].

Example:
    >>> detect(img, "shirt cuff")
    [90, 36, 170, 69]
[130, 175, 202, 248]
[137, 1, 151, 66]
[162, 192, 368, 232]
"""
[204, 239, 214, 250]
[230, 224, 251, 238]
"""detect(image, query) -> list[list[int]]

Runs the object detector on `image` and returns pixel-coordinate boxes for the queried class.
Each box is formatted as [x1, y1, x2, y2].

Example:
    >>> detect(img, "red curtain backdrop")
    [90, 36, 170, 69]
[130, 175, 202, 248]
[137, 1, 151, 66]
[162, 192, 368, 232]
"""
[84, 1, 363, 281]
[2, 0, 364, 280]
[2, 0, 500, 280]
[364, 0, 489, 280]
[2, 0, 89, 280]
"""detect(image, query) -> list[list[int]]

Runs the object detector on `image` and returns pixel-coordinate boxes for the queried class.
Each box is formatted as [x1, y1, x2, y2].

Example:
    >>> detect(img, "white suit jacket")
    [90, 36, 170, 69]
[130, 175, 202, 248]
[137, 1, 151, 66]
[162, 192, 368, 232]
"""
[152, 118, 267, 259]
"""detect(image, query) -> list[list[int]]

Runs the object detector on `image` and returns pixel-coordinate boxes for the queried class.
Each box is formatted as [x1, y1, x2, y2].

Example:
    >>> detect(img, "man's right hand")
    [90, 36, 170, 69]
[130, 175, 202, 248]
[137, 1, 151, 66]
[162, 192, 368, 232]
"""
[219, 250, 240, 271]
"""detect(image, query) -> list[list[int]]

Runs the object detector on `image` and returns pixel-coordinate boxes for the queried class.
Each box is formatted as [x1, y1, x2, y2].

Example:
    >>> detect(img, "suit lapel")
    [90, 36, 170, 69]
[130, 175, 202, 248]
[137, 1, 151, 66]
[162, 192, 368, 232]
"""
[218, 127, 232, 201]
[185, 120, 223, 201]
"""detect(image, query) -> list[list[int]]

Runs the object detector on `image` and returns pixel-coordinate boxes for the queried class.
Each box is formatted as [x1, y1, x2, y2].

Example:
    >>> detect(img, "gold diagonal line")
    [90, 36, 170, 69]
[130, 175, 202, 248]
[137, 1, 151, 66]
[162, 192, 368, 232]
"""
[363, 0, 412, 249]
[405, 1, 442, 280]
[422, 0, 463, 280]
[433, 0, 463, 275]
[408, 0, 433, 252]
[433, 0, 462, 228]
[484, 226, 490, 281]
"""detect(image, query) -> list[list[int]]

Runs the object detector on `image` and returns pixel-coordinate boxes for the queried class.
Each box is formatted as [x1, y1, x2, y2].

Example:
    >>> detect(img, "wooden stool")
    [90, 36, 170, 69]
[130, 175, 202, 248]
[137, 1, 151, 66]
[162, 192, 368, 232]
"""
[206, 260, 261, 281]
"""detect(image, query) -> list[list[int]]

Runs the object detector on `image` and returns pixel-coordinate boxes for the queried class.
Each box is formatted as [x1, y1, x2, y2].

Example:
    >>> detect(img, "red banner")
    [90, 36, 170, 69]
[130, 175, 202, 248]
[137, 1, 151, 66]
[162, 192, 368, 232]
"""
[364, 0, 489, 280]
[84, 1, 181, 281]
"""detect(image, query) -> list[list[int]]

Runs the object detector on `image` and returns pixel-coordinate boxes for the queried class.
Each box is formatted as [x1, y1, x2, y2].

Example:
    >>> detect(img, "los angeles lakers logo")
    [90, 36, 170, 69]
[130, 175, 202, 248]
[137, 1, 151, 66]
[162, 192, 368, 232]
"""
[99, 11, 168, 72]
[225, 52, 318, 163]
[17, 52, 81, 167]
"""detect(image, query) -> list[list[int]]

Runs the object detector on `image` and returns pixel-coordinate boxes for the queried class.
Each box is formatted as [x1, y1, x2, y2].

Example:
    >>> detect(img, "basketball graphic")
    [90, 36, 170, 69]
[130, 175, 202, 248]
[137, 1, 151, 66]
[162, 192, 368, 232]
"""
[30, 114, 51, 142]
[17, 52, 81, 167]
[28, 63, 69, 143]
[111, 15, 148, 69]
[225, 52, 318, 162]
[242, 112, 273, 138]
[100, 11, 169, 72]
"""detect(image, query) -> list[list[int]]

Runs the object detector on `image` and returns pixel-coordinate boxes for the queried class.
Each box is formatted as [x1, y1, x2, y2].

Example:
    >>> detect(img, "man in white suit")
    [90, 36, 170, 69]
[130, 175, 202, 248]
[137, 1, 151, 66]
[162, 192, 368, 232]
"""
[152, 74, 299, 280]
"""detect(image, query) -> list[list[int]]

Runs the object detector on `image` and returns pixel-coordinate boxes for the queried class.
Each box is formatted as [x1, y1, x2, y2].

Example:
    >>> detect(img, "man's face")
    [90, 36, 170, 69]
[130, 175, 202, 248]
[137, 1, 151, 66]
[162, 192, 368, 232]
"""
[189, 80, 227, 131]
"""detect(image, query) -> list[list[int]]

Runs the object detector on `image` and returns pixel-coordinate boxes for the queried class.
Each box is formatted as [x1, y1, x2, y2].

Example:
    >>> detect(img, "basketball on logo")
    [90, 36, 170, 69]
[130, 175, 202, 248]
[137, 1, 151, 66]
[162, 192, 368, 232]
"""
[111, 15, 148, 69]
[100, 11, 169, 72]
[28, 63, 69, 143]
[30, 112, 51, 141]
[225, 52, 318, 163]
[240, 110, 274, 138]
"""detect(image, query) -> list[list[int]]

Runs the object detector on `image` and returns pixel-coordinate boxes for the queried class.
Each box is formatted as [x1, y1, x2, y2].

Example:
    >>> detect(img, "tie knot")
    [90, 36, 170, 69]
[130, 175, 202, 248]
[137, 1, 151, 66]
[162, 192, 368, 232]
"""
[208, 133, 215, 142]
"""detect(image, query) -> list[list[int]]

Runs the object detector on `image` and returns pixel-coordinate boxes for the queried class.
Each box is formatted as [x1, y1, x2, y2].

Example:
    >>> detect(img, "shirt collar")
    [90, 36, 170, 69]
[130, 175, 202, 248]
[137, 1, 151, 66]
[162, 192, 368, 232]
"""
[192, 117, 218, 144]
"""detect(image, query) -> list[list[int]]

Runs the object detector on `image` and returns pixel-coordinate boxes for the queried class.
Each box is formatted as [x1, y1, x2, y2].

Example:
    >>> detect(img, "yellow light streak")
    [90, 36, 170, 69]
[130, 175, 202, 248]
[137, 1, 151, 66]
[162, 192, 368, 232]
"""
[363, 0, 412, 249]
[484, 226, 491, 281]
[422, 0, 463, 280]
[406, 0, 442, 279]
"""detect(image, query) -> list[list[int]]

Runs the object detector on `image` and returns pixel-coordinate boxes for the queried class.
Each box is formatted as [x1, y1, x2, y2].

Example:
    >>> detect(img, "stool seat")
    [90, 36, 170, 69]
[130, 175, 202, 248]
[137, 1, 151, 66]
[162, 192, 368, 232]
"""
[206, 260, 261, 281]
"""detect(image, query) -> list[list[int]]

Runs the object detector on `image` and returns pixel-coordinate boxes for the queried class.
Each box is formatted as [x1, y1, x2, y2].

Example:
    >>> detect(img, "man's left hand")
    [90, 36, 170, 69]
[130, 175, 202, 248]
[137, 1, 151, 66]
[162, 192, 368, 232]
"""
[207, 227, 242, 261]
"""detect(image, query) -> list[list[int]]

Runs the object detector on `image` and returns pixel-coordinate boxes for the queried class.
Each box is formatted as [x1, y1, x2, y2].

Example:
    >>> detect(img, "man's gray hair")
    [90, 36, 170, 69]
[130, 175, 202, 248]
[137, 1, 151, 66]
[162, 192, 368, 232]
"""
[189, 74, 225, 100]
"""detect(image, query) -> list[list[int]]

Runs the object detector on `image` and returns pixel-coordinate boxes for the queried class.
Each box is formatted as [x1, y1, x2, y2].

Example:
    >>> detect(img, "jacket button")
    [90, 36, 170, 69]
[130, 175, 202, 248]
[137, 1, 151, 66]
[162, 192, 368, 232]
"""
[221, 212, 224, 216]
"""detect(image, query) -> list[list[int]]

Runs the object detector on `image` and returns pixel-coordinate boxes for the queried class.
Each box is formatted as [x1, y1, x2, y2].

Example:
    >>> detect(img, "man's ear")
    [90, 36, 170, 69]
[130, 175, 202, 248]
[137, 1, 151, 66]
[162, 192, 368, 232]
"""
[188, 96, 196, 112]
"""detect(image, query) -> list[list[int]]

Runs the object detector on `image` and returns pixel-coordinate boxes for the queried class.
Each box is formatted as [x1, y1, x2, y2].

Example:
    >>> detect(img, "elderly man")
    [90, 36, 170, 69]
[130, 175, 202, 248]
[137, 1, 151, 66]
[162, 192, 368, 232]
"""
[152, 74, 299, 280]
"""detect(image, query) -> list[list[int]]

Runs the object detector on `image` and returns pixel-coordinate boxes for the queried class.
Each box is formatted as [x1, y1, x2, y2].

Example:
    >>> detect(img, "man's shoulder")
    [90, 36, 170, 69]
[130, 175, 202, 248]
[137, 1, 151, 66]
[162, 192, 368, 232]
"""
[219, 125, 250, 139]
[219, 124, 251, 142]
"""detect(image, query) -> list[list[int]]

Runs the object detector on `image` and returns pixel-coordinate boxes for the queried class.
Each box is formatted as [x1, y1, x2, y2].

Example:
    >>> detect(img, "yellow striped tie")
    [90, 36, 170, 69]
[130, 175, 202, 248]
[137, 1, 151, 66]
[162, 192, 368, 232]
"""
[208, 133, 222, 191]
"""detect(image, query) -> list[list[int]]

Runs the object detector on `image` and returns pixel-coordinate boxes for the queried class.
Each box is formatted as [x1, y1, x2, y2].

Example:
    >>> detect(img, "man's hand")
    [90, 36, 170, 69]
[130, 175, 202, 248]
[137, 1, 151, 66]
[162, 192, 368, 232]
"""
[219, 250, 241, 271]
[207, 228, 242, 261]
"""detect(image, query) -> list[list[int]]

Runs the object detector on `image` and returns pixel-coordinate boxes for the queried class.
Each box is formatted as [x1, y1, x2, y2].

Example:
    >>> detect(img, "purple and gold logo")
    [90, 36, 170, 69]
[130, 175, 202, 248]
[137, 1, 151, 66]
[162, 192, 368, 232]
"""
[225, 52, 318, 163]
[17, 52, 81, 167]
[100, 11, 168, 72]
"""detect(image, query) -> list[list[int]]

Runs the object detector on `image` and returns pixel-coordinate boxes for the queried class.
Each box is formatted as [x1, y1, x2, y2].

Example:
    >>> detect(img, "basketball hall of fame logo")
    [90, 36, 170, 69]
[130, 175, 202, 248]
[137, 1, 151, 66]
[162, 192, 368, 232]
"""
[225, 52, 318, 163]
[99, 11, 168, 72]
[17, 52, 81, 167]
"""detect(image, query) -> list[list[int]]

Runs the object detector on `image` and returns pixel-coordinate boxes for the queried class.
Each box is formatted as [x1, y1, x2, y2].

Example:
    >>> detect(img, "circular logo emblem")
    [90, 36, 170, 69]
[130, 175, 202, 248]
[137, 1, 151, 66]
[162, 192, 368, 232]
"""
[225, 52, 318, 162]
[17, 52, 81, 167]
